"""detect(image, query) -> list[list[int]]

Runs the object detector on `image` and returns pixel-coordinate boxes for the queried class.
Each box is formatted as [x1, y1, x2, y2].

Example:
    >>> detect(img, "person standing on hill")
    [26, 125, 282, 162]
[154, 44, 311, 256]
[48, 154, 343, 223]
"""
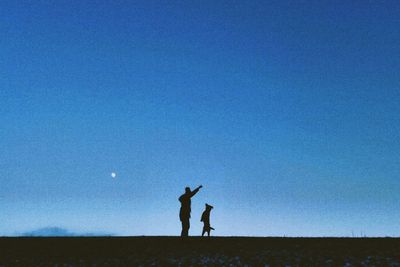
[179, 185, 202, 237]
[201, 203, 215, 237]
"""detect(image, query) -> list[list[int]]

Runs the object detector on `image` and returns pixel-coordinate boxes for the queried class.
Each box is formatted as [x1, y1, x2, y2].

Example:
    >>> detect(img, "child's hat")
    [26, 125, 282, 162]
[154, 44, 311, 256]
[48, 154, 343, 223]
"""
[205, 203, 214, 209]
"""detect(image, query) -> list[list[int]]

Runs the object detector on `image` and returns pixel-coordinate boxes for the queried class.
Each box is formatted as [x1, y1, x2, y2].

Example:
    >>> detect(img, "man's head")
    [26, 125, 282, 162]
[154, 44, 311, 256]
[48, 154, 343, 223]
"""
[185, 187, 191, 193]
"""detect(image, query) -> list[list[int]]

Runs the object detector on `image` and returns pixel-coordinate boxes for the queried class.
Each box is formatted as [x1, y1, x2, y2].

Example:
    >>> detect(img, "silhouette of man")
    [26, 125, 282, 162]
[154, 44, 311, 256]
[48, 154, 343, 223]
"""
[179, 185, 202, 237]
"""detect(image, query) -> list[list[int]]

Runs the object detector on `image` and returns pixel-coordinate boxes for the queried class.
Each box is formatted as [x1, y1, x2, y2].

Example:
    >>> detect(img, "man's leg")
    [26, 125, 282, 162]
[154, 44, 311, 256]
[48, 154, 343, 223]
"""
[181, 218, 190, 237]
[185, 219, 190, 236]
[181, 220, 187, 237]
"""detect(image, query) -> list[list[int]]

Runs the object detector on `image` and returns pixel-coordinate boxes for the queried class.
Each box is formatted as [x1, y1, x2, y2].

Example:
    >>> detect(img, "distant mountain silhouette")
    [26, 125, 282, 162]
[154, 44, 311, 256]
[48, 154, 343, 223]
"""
[20, 227, 114, 237]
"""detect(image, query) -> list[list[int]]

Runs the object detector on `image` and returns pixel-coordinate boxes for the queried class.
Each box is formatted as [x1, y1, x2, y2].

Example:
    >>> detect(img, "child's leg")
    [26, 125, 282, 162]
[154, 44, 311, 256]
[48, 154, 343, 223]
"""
[202, 227, 206, 236]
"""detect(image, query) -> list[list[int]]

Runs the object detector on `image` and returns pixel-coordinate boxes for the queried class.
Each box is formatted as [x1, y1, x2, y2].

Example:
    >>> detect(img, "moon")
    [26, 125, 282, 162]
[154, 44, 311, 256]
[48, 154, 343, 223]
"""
[111, 172, 117, 178]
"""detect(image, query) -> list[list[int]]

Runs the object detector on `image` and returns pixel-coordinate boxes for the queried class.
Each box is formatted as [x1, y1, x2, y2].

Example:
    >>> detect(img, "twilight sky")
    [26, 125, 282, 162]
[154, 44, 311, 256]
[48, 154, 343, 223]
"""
[1, 1, 400, 237]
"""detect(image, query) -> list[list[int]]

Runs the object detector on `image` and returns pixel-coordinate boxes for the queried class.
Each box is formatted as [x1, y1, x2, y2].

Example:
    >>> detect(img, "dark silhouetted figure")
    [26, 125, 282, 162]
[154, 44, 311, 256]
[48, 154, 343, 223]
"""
[179, 185, 202, 237]
[201, 203, 215, 237]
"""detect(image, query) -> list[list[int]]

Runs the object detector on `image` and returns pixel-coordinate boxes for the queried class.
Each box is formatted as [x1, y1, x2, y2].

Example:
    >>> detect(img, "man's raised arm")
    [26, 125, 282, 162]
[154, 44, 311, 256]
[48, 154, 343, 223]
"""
[190, 185, 203, 197]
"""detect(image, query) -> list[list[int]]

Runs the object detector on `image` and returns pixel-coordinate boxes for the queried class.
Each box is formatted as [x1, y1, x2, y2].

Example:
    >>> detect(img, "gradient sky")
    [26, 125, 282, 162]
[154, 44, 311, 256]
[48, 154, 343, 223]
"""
[1, 1, 400, 237]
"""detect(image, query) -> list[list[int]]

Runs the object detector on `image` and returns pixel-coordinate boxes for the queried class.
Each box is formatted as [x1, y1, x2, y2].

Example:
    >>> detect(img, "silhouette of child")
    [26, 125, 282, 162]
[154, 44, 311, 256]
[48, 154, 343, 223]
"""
[200, 203, 215, 236]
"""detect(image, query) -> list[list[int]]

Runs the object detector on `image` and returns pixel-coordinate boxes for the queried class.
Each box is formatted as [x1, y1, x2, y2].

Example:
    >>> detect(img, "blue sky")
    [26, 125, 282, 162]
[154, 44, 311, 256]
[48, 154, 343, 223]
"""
[1, 1, 400, 236]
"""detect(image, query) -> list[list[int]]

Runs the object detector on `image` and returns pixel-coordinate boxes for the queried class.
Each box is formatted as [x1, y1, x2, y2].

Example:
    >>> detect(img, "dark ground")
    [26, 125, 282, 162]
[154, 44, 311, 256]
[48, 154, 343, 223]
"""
[1, 237, 400, 266]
